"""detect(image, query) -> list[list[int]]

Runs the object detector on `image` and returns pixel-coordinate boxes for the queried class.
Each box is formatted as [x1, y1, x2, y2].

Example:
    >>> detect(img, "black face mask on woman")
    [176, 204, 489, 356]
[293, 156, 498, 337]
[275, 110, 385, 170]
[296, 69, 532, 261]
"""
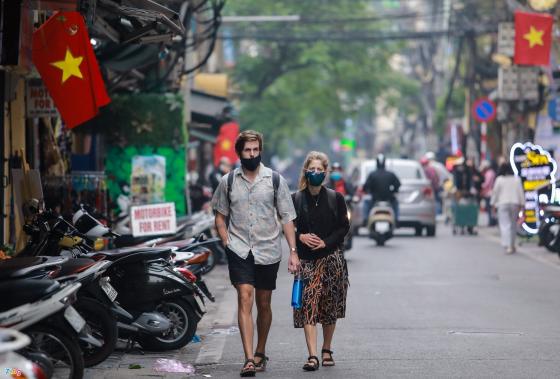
[240, 155, 261, 171]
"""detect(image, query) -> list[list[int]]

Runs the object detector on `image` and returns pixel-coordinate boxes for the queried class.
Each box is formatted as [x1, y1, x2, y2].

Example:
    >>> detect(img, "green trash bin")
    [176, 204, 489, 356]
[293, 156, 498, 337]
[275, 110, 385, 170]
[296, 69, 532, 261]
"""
[452, 200, 478, 234]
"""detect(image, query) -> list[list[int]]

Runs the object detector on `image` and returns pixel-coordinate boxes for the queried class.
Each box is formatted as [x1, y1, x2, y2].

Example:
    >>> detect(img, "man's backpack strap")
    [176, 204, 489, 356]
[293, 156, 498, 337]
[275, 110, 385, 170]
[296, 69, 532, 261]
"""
[226, 171, 235, 205]
[272, 170, 280, 211]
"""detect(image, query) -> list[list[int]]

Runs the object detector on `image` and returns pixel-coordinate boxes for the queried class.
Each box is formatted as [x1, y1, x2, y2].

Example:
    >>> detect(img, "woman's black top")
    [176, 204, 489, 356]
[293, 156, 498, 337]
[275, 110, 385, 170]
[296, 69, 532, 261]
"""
[292, 187, 350, 260]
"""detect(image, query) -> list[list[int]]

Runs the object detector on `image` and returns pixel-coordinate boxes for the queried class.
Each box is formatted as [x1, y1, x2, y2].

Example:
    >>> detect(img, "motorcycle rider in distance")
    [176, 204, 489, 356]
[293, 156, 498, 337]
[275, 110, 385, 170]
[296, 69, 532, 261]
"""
[363, 154, 401, 223]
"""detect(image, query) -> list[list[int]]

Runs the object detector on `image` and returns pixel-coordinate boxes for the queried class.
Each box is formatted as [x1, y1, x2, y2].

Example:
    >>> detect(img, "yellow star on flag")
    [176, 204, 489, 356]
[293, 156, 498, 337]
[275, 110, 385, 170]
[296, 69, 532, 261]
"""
[50, 48, 84, 84]
[221, 140, 232, 150]
[523, 26, 545, 48]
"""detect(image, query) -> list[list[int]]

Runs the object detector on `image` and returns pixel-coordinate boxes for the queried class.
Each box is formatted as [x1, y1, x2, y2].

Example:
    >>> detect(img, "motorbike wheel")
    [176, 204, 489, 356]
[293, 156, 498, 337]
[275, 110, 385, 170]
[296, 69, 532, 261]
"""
[74, 297, 118, 367]
[542, 223, 559, 252]
[24, 323, 84, 379]
[137, 298, 198, 351]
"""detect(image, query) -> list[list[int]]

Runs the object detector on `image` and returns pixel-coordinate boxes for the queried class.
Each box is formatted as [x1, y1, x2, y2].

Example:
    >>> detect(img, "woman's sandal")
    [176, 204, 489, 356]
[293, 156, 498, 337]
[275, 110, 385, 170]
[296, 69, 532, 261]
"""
[240, 359, 256, 377]
[254, 352, 269, 372]
[302, 356, 320, 371]
[321, 349, 335, 367]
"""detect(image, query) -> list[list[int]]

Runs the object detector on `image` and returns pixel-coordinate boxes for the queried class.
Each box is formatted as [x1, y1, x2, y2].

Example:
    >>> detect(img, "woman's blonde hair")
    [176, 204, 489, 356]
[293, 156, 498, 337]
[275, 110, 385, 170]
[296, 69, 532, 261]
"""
[298, 151, 330, 191]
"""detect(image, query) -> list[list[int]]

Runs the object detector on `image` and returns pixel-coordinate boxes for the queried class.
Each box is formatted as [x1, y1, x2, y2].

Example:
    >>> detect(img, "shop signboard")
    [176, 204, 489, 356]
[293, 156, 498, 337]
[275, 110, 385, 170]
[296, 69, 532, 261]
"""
[510, 142, 557, 234]
[130, 202, 176, 237]
[26, 79, 59, 118]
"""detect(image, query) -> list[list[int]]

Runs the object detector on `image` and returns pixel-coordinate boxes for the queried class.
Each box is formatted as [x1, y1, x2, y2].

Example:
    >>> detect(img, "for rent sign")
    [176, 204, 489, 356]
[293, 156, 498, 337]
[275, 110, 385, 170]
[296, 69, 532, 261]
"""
[510, 142, 557, 234]
[130, 202, 177, 237]
[26, 79, 59, 118]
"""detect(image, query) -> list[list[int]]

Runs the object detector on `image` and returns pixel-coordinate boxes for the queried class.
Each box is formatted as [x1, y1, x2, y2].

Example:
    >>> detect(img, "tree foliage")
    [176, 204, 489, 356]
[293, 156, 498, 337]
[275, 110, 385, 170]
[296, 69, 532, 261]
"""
[224, 0, 421, 156]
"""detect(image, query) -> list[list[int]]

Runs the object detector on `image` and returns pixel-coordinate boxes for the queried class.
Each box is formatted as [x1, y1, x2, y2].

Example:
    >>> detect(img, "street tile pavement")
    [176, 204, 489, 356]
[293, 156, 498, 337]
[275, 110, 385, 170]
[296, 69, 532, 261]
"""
[84, 265, 235, 379]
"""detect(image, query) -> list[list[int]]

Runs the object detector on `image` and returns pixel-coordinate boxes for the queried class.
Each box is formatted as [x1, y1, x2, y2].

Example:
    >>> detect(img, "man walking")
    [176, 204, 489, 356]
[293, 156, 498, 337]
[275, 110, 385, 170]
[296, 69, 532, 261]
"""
[212, 130, 300, 377]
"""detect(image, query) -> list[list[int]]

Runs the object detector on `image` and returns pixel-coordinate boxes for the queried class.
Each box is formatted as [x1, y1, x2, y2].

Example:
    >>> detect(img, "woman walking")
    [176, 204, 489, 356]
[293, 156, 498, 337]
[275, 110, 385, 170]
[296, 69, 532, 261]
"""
[491, 163, 525, 254]
[291, 151, 350, 371]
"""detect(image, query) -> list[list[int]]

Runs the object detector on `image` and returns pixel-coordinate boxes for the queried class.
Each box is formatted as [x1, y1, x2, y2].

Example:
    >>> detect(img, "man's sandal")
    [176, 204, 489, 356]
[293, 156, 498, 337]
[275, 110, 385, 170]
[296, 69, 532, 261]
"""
[321, 349, 335, 367]
[254, 352, 269, 372]
[302, 356, 320, 371]
[240, 359, 256, 377]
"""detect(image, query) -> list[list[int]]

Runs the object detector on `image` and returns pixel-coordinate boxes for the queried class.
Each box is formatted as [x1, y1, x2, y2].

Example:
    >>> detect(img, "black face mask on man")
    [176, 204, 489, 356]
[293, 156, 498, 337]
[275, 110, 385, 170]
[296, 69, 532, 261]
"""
[240, 155, 261, 171]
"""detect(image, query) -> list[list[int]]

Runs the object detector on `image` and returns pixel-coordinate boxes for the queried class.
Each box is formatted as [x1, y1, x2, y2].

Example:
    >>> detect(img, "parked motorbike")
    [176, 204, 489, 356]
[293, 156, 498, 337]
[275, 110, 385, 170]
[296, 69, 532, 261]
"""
[89, 247, 206, 350]
[0, 256, 114, 368]
[18, 208, 206, 352]
[367, 201, 396, 246]
[0, 276, 86, 379]
[53, 258, 118, 367]
[172, 248, 216, 303]
[538, 204, 560, 255]
[0, 328, 52, 379]
[74, 204, 225, 266]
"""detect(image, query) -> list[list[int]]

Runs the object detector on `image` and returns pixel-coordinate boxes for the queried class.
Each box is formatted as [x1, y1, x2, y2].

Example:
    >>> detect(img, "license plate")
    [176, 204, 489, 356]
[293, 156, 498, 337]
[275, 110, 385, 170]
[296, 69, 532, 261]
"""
[375, 222, 390, 233]
[194, 293, 206, 314]
[100, 280, 118, 302]
[64, 306, 86, 333]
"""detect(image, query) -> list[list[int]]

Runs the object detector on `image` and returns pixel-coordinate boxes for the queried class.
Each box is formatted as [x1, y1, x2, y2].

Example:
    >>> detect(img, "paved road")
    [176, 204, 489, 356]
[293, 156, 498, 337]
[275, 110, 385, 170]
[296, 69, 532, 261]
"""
[198, 225, 560, 378]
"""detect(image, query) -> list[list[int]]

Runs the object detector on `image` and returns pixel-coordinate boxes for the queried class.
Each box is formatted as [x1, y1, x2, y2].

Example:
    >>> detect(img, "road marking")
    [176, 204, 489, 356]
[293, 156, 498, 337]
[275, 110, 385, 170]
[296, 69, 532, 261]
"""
[195, 285, 237, 365]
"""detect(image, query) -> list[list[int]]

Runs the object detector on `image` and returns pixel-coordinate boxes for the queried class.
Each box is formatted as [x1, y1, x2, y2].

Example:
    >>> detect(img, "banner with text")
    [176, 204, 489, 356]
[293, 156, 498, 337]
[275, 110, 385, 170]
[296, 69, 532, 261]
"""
[510, 142, 557, 234]
[130, 202, 177, 237]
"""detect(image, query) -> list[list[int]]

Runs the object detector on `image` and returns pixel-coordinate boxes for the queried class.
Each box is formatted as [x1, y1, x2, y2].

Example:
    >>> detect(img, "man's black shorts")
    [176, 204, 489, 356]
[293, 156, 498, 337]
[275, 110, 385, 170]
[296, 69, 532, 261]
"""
[225, 247, 280, 290]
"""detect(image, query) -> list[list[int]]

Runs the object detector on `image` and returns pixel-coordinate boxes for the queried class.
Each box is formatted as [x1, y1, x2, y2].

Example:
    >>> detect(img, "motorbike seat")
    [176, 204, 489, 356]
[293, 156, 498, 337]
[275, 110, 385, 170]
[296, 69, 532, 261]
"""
[56, 258, 97, 277]
[94, 247, 172, 262]
[0, 256, 68, 280]
[0, 278, 61, 312]
[158, 238, 195, 249]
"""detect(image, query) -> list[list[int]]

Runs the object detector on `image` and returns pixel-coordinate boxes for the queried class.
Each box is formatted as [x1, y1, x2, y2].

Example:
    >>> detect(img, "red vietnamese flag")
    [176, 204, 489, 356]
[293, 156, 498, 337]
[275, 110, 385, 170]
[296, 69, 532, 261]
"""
[213, 121, 240, 166]
[32, 12, 110, 128]
[514, 11, 553, 66]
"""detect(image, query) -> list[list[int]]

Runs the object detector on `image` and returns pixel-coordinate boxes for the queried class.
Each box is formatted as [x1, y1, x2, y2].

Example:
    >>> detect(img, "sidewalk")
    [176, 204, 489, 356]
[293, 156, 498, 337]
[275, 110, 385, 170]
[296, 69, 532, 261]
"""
[470, 213, 560, 270]
[84, 264, 237, 379]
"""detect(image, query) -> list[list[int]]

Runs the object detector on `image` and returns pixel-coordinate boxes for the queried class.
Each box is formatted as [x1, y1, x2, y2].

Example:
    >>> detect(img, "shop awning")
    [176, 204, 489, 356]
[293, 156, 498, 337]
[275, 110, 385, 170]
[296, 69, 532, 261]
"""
[189, 129, 217, 144]
[191, 90, 229, 119]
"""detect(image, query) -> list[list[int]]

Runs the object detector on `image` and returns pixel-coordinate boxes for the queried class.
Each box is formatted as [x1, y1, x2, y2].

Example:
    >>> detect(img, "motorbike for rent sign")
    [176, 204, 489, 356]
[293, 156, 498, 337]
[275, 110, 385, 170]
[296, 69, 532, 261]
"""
[130, 202, 177, 237]
[510, 142, 557, 234]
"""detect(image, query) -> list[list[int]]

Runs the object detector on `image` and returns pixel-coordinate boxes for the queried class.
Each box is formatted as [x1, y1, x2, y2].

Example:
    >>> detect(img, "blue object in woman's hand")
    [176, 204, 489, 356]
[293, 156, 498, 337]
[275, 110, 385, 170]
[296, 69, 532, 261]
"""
[291, 273, 304, 309]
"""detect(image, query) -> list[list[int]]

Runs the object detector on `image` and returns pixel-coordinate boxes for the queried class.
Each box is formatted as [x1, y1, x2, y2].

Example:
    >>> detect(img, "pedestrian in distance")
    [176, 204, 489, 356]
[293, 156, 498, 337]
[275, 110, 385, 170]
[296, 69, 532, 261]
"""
[291, 151, 350, 372]
[209, 156, 232, 193]
[480, 160, 497, 226]
[490, 163, 525, 254]
[452, 157, 473, 199]
[327, 161, 354, 196]
[420, 156, 440, 196]
[211, 130, 300, 377]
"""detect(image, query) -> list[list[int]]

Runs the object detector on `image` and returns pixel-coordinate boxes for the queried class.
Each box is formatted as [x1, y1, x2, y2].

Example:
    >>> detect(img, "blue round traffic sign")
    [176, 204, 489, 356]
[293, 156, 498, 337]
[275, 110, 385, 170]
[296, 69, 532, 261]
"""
[472, 98, 496, 123]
